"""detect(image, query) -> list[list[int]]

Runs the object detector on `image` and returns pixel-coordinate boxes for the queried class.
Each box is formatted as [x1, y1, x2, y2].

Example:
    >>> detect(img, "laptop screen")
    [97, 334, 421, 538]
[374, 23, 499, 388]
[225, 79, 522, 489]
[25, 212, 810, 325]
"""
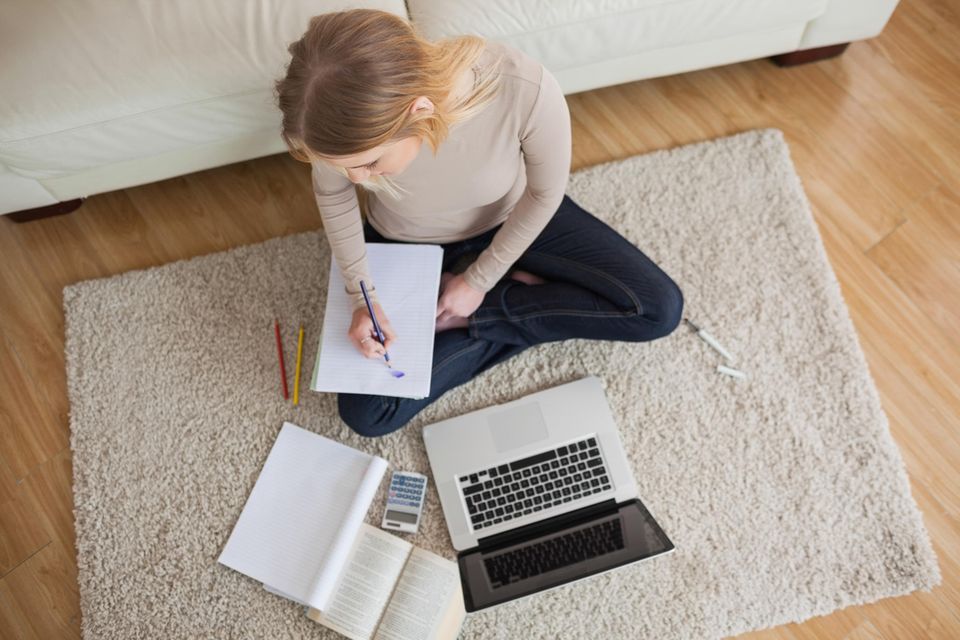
[457, 498, 674, 611]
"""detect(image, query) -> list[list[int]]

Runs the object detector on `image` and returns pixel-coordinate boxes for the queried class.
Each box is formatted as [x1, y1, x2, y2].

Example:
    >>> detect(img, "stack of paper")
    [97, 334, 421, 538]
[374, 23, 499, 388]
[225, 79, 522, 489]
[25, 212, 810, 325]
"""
[218, 422, 387, 610]
[311, 243, 443, 399]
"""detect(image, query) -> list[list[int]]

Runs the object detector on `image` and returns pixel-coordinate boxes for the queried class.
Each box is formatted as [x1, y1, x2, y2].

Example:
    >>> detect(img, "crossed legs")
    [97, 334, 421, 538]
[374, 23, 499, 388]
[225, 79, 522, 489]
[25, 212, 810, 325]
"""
[338, 195, 683, 437]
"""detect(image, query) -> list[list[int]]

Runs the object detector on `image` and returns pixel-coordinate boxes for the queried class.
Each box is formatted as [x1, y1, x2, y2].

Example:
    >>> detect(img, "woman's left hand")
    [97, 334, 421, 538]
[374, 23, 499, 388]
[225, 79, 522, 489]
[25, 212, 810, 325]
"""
[436, 274, 485, 323]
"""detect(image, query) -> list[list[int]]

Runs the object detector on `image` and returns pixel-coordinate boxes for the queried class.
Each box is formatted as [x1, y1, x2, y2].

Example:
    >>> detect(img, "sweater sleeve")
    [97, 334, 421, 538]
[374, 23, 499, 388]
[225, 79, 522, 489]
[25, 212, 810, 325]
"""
[462, 65, 572, 292]
[311, 161, 376, 309]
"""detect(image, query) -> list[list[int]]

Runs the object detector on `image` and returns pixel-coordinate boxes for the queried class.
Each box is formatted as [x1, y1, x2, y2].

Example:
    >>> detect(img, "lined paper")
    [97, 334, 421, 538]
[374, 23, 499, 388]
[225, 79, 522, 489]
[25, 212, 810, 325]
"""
[307, 455, 388, 610]
[311, 243, 443, 399]
[218, 422, 387, 609]
[309, 524, 413, 640]
[375, 547, 463, 640]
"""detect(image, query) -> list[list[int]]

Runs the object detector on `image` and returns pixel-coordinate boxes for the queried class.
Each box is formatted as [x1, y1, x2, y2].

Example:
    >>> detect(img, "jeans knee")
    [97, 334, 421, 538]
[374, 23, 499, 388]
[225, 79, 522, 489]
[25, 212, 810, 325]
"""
[627, 277, 683, 341]
[657, 279, 684, 338]
[338, 394, 405, 438]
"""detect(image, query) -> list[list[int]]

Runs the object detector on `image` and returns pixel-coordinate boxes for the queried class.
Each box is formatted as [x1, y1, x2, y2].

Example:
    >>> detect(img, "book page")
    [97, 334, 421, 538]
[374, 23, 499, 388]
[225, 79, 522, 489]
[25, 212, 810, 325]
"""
[307, 455, 388, 610]
[217, 423, 386, 608]
[311, 243, 442, 399]
[307, 524, 413, 640]
[374, 548, 465, 640]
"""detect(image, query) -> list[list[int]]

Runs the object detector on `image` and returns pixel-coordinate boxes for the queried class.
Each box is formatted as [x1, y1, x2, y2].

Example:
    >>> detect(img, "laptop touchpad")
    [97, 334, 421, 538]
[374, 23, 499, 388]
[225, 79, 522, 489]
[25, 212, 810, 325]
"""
[488, 403, 549, 453]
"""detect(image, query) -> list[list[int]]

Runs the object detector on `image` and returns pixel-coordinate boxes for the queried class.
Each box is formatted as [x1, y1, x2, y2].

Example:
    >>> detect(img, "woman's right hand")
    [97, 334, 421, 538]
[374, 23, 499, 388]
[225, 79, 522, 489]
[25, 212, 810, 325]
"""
[348, 303, 397, 358]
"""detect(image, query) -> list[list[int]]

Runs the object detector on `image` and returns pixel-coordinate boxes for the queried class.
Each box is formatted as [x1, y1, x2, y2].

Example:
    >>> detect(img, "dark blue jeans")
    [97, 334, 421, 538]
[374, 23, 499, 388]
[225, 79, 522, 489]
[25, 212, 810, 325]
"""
[338, 194, 683, 437]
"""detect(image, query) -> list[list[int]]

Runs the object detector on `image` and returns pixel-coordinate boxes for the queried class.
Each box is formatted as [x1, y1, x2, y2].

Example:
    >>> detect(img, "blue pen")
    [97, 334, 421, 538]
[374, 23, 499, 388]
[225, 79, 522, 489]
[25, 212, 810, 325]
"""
[359, 280, 392, 367]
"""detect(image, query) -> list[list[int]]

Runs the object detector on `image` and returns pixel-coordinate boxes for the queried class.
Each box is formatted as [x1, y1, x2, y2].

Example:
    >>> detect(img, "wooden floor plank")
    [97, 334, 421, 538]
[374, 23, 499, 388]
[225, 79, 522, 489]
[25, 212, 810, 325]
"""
[183, 154, 320, 245]
[568, 102, 620, 170]
[860, 588, 959, 640]
[698, 66, 890, 250]
[0, 579, 36, 640]
[873, 0, 960, 116]
[867, 184, 960, 340]
[719, 56, 939, 245]
[6, 211, 112, 304]
[0, 333, 66, 481]
[67, 190, 180, 275]
[122, 174, 237, 261]
[814, 11, 960, 187]
[698, 61, 911, 251]
[1, 449, 73, 581]
[813, 189, 960, 410]
[0, 540, 80, 640]
[568, 90, 644, 162]
[0, 460, 17, 506]
[738, 623, 803, 640]
[634, 72, 737, 145]
[844, 619, 888, 640]
[781, 607, 871, 640]
[20, 451, 76, 555]
[0, 226, 71, 431]
[0, 493, 50, 579]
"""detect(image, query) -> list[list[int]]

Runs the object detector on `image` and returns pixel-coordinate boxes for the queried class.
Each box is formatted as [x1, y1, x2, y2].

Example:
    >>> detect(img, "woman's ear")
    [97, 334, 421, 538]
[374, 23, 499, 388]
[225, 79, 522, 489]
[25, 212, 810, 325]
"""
[409, 96, 435, 115]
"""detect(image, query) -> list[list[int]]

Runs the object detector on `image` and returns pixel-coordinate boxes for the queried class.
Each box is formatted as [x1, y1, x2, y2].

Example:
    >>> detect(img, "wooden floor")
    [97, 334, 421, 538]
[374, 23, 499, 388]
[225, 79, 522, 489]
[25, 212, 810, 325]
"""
[1, 1, 958, 637]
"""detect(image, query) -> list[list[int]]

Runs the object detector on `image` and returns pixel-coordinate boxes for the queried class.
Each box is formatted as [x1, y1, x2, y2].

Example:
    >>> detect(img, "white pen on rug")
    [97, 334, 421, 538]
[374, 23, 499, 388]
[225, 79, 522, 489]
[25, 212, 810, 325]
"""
[683, 318, 735, 363]
[717, 364, 747, 379]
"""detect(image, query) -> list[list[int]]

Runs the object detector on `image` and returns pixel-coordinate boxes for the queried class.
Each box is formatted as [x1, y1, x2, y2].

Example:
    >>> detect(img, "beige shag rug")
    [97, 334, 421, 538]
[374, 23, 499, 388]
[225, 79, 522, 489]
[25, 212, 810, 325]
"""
[65, 130, 940, 639]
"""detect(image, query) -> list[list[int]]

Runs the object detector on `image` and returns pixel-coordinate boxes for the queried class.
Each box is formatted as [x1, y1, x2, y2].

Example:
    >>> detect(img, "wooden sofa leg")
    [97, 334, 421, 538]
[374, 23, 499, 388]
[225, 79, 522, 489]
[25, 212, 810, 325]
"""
[771, 43, 849, 67]
[6, 198, 84, 223]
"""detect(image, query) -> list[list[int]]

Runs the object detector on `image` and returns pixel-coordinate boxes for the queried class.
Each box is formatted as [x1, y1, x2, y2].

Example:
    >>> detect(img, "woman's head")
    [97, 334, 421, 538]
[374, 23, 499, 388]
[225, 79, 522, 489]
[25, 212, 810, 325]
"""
[275, 9, 500, 196]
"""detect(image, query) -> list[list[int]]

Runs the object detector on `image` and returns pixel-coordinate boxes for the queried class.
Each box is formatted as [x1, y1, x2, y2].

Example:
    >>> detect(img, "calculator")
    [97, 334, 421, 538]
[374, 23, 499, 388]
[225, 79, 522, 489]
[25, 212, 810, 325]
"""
[382, 471, 427, 534]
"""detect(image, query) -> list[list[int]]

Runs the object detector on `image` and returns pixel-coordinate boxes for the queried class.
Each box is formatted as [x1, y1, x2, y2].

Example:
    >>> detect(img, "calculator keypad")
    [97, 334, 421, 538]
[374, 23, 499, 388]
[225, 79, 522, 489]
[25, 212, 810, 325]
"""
[389, 475, 425, 507]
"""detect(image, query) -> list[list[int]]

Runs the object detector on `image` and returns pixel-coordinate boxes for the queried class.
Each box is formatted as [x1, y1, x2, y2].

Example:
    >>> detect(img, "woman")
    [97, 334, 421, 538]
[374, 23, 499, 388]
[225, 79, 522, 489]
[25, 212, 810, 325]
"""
[275, 9, 683, 437]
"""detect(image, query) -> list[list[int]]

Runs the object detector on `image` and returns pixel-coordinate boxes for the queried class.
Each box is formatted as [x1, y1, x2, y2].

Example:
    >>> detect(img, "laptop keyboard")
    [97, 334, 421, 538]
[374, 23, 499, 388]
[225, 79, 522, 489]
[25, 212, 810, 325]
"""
[484, 518, 625, 588]
[458, 436, 612, 532]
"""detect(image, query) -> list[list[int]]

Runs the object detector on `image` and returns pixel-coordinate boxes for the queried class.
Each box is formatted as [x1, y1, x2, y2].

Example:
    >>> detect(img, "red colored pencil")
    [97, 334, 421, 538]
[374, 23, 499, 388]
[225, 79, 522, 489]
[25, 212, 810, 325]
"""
[274, 319, 289, 399]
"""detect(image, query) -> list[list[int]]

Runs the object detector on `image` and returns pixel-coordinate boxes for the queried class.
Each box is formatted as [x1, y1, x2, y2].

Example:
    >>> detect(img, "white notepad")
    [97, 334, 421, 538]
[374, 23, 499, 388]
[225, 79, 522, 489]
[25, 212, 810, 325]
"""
[311, 243, 443, 399]
[218, 422, 388, 611]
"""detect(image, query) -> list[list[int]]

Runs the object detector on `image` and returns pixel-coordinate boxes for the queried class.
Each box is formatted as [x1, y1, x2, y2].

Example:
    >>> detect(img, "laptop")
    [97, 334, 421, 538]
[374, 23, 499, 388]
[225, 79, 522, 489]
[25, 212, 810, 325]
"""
[422, 376, 674, 611]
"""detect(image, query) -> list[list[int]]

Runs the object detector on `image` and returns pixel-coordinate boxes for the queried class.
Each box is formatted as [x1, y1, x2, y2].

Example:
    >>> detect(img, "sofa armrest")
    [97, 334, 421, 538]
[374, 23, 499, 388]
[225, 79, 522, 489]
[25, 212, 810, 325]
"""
[799, 0, 900, 49]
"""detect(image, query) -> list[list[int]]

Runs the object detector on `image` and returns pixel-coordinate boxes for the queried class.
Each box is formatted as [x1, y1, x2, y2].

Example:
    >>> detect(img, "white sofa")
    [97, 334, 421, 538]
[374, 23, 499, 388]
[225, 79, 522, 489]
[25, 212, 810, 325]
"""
[0, 0, 900, 217]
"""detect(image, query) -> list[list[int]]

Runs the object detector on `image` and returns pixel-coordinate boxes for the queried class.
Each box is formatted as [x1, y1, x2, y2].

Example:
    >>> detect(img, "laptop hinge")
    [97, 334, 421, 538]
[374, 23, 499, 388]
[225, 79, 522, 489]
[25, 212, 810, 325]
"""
[468, 498, 621, 553]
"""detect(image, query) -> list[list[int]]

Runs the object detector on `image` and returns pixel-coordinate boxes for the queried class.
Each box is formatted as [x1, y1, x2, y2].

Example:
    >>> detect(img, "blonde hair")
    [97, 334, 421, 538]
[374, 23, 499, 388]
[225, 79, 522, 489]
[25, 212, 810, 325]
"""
[275, 9, 501, 198]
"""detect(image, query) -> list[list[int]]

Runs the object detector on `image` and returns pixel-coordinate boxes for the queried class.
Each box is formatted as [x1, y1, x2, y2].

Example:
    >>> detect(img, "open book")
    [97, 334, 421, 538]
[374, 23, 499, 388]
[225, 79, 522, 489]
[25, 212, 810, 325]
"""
[218, 422, 387, 610]
[307, 524, 465, 640]
[311, 243, 443, 399]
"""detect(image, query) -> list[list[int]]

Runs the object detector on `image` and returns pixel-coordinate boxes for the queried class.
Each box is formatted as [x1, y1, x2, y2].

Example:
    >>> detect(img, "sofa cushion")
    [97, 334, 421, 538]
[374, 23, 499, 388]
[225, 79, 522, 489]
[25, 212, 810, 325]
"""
[0, 0, 407, 180]
[408, 0, 827, 75]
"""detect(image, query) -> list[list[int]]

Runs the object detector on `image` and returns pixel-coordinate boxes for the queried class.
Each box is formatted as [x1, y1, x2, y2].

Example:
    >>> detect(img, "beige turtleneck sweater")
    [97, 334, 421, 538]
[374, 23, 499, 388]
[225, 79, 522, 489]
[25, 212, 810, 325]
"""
[311, 40, 572, 308]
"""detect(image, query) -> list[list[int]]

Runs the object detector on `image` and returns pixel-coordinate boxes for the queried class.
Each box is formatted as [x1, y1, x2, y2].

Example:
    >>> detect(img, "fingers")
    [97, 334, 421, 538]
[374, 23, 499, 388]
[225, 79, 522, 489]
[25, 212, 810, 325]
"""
[349, 323, 384, 359]
[368, 303, 397, 353]
[356, 334, 386, 359]
[349, 306, 396, 359]
[349, 325, 391, 358]
[381, 331, 396, 351]
[376, 318, 397, 352]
